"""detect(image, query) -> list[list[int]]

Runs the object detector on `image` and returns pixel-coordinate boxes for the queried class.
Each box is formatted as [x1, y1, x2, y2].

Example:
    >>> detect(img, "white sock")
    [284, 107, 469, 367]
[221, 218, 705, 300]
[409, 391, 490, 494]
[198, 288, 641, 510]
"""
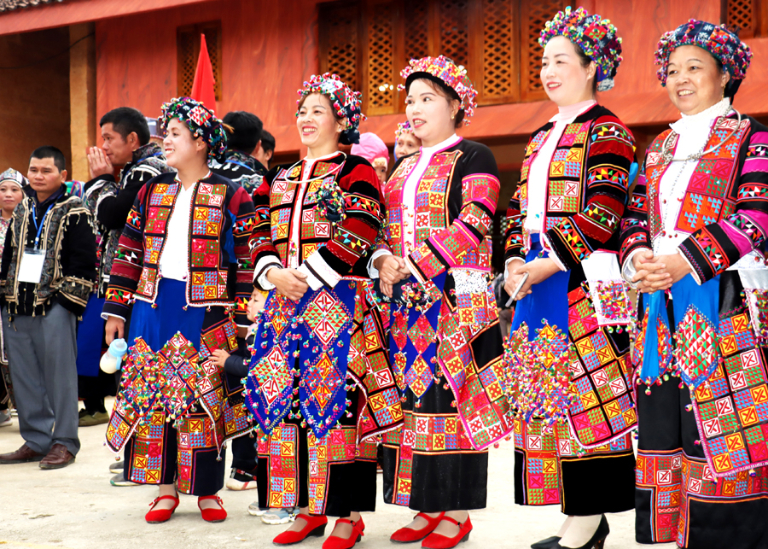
[558, 515, 602, 548]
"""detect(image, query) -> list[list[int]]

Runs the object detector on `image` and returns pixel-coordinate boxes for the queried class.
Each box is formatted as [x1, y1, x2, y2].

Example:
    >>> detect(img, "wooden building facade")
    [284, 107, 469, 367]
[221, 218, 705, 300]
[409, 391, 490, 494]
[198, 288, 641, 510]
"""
[1, 0, 767, 195]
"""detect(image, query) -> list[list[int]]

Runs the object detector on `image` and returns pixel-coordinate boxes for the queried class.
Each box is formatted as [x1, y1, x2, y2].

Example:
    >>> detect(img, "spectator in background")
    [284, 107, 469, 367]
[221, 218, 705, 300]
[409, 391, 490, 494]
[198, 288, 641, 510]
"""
[0, 168, 27, 428]
[351, 131, 390, 184]
[254, 130, 275, 170]
[81, 107, 172, 430]
[394, 121, 421, 160]
[0, 146, 97, 470]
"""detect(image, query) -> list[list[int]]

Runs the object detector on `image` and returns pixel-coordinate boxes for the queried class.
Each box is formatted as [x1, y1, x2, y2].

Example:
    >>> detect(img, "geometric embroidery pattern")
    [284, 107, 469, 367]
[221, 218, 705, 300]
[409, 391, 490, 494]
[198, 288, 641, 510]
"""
[690, 308, 768, 476]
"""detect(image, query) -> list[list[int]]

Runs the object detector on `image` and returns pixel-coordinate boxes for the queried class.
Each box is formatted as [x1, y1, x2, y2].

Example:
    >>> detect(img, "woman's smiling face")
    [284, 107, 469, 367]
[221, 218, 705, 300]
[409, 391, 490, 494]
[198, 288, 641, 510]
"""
[665, 45, 730, 115]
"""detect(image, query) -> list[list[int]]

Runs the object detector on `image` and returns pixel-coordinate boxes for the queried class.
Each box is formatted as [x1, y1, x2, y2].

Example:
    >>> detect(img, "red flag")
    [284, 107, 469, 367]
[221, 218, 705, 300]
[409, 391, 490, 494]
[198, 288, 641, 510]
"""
[190, 34, 216, 110]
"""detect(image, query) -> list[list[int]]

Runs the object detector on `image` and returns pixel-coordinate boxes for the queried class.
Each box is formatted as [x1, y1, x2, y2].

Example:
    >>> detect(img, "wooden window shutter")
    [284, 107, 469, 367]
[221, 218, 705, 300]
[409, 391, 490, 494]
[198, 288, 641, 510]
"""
[479, 0, 519, 104]
[437, 0, 470, 68]
[364, 0, 398, 115]
[726, 0, 768, 38]
[177, 21, 223, 101]
[519, 1, 565, 102]
[318, 1, 360, 91]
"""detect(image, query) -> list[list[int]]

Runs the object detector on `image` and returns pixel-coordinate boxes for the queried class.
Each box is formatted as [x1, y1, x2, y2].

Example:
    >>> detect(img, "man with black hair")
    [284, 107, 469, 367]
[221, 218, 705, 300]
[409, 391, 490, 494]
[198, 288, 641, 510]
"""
[78, 107, 172, 432]
[0, 146, 97, 470]
[210, 111, 267, 194]
[255, 130, 275, 170]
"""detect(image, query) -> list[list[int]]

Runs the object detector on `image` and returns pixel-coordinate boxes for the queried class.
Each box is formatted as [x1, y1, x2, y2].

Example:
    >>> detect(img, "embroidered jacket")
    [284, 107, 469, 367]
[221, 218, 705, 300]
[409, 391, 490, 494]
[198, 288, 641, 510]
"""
[380, 138, 499, 280]
[0, 185, 97, 316]
[83, 143, 172, 296]
[209, 149, 267, 195]
[102, 172, 256, 327]
[251, 152, 383, 288]
[504, 105, 635, 270]
[620, 113, 768, 282]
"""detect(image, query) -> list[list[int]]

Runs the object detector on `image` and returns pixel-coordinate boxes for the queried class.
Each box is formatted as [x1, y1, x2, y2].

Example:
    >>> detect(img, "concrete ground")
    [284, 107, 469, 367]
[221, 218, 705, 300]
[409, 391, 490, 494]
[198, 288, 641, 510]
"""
[0, 400, 675, 549]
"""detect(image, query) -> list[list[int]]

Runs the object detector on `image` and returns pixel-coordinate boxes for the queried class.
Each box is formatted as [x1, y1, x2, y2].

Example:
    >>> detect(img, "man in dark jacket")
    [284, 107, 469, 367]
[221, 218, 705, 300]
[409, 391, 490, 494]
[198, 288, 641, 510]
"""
[209, 111, 268, 194]
[0, 146, 97, 469]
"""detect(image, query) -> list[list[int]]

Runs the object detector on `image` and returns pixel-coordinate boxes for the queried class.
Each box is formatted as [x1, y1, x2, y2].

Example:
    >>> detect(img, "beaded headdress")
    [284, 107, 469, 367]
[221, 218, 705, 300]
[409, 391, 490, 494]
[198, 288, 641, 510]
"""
[399, 55, 478, 123]
[539, 6, 623, 92]
[297, 73, 365, 145]
[160, 97, 227, 160]
[0, 168, 27, 189]
[654, 19, 752, 86]
[395, 121, 414, 141]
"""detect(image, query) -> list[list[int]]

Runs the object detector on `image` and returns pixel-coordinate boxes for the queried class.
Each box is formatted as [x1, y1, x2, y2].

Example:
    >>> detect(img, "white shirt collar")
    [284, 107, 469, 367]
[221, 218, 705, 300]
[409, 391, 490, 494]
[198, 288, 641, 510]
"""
[670, 97, 732, 136]
[420, 134, 461, 156]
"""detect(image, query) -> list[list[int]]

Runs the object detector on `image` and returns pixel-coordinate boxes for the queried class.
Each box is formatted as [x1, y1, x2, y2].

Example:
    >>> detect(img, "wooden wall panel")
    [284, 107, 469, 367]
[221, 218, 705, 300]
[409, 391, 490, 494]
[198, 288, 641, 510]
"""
[0, 27, 71, 176]
[91, 0, 768, 157]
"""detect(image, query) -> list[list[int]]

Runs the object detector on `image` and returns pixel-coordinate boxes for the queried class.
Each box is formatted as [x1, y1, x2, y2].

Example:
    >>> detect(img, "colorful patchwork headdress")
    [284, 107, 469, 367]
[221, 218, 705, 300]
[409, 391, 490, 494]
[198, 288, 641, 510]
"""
[297, 73, 365, 145]
[654, 19, 752, 86]
[159, 97, 228, 160]
[0, 168, 27, 189]
[539, 6, 623, 92]
[399, 55, 478, 123]
[395, 121, 414, 141]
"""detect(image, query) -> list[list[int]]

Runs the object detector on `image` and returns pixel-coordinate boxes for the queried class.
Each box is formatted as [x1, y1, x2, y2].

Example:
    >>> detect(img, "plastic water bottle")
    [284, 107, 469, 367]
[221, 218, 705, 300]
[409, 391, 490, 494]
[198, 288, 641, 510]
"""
[100, 338, 128, 374]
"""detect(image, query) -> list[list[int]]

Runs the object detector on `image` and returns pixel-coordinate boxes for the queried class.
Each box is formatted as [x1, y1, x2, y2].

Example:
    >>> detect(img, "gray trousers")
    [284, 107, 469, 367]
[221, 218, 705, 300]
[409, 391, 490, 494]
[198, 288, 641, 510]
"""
[4, 303, 80, 455]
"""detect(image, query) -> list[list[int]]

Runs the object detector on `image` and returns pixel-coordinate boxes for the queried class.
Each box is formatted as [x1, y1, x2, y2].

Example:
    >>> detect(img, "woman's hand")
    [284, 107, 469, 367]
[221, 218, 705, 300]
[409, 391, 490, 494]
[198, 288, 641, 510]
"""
[266, 268, 309, 301]
[504, 258, 561, 301]
[211, 349, 230, 369]
[105, 316, 124, 345]
[374, 255, 411, 298]
[631, 251, 691, 293]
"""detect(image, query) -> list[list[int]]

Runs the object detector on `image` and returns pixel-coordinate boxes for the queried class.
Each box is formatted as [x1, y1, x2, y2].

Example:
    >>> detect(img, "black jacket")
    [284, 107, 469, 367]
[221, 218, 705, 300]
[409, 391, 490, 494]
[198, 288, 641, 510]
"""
[0, 185, 97, 316]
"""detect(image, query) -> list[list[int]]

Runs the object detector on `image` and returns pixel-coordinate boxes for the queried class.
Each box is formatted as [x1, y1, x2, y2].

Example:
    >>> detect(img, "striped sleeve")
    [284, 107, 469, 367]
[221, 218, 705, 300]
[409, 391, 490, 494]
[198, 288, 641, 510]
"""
[545, 115, 634, 271]
[302, 161, 384, 287]
[230, 186, 256, 327]
[679, 127, 768, 282]
[406, 145, 499, 281]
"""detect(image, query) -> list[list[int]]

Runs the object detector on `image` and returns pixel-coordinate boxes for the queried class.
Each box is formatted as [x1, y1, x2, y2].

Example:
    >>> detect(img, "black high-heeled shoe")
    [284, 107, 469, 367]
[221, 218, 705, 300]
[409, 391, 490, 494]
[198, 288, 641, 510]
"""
[531, 535, 561, 549]
[555, 515, 609, 549]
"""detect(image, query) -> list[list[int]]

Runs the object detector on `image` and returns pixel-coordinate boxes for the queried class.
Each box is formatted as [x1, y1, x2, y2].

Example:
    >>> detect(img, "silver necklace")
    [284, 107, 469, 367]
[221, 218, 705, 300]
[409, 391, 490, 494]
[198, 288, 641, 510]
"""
[652, 107, 742, 254]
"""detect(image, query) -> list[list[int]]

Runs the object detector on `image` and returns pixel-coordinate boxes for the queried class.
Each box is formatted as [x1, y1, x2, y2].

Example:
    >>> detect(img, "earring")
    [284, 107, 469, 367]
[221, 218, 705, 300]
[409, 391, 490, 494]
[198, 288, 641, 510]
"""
[451, 114, 455, 120]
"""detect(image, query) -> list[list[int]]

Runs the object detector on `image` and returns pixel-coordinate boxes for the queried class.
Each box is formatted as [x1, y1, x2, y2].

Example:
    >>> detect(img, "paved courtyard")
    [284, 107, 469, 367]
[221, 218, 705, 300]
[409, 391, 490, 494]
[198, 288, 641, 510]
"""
[1, 399, 674, 549]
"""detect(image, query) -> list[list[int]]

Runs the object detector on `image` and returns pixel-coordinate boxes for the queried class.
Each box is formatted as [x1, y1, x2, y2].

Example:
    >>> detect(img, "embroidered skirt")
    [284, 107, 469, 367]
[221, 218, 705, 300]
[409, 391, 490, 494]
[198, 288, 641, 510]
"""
[635, 271, 768, 548]
[246, 280, 402, 515]
[507, 237, 635, 515]
[107, 278, 251, 494]
[381, 269, 510, 511]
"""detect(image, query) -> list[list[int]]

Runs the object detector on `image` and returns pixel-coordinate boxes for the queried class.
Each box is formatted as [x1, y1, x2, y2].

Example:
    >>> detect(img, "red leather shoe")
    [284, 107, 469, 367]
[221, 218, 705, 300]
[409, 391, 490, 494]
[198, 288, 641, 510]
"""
[145, 495, 180, 524]
[322, 517, 365, 549]
[421, 516, 472, 549]
[198, 495, 227, 522]
[391, 512, 445, 543]
[273, 513, 328, 545]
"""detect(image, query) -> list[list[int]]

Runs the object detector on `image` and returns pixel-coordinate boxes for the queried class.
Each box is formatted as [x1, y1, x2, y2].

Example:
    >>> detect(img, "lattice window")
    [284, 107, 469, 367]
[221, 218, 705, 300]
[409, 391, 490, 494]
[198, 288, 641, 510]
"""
[317, 0, 569, 115]
[438, 0, 469, 68]
[726, 0, 768, 38]
[366, 1, 397, 113]
[319, 1, 359, 90]
[177, 21, 222, 101]
[482, 0, 517, 102]
[405, 0, 429, 61]
[520, 0, 564, 101]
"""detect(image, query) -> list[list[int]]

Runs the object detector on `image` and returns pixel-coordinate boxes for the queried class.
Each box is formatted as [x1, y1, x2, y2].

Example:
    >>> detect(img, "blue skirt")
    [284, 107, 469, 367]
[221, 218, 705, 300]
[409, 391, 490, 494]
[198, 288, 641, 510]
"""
[76, 295, 105, 377]
[127, 278, 206, 352]
[509, 234, 570, 340]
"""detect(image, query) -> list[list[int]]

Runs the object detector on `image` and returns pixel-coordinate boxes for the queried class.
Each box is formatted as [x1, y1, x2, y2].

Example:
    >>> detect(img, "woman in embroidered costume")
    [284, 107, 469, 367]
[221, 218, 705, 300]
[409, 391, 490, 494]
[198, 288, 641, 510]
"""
[102, 97, 256, 524]
[503, 8, 637, 549]
[370, 55, 509, 549]
[621, 20, 768, 549]
[0, 169, 25, 423]
[246, 73, 401, 549]
[394, 121, 421, 161]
